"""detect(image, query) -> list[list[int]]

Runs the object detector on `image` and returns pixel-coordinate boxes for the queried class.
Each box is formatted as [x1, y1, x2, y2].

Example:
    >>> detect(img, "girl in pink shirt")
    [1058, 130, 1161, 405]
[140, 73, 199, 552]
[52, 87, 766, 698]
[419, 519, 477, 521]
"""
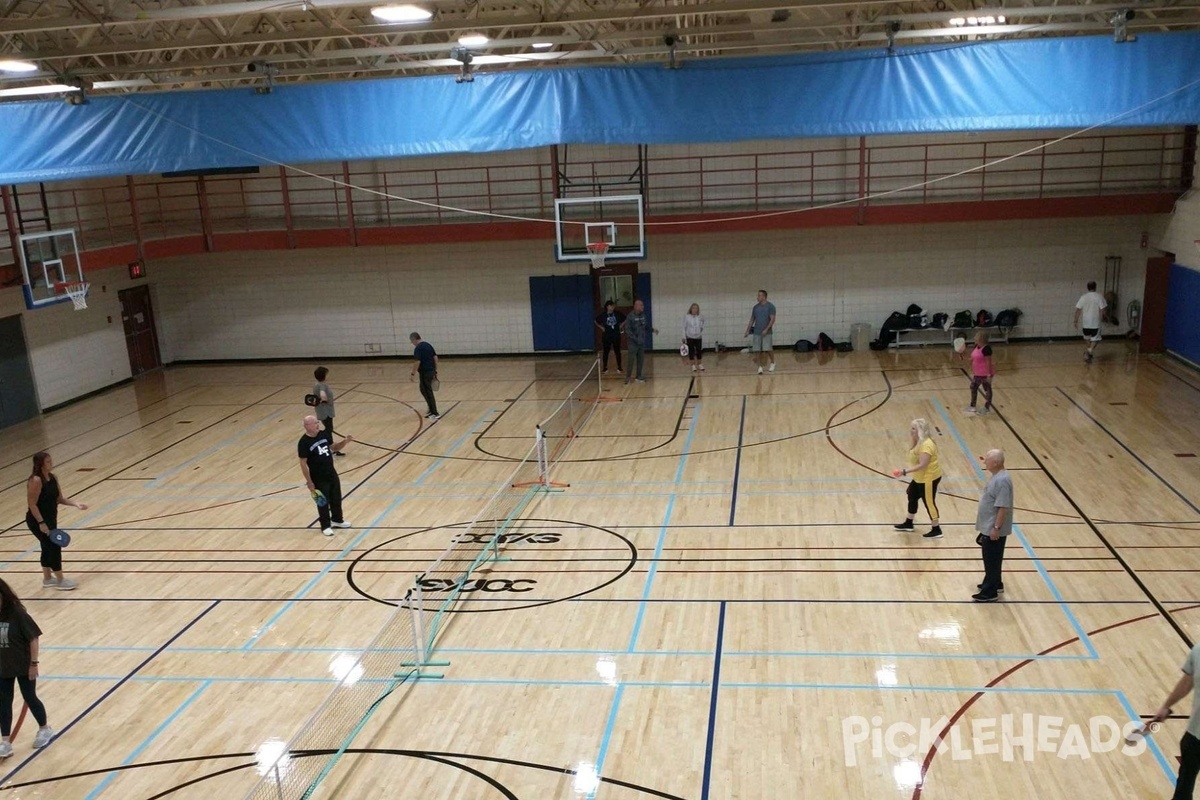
[966, 331, 995, 415]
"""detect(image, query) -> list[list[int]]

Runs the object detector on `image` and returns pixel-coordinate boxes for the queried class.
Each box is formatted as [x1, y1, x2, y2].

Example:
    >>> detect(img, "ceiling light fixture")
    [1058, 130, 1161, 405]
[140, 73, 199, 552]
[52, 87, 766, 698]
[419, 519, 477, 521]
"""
[0, 59, 38, 73]
[530, 41, 555, 50]
[369, 4, 431, 23]
[458, 32, 489, 48]
[0, 83, 76, 98]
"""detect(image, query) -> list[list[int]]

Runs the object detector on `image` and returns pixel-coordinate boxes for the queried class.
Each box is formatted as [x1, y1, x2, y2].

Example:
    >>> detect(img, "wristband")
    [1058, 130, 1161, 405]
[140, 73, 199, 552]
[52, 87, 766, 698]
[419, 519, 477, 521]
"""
[30, 661, 38, 665]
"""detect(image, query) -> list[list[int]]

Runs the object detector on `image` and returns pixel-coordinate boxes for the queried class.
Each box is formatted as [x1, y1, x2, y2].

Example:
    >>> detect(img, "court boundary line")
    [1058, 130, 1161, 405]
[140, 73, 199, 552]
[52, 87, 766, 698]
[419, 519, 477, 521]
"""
[988, 388, 1194, 648]
[932, 398, 1098, 658]
[1057, 387, 1200, 515]
[0, 599, 221, 785]
[728, 397, 746, 526]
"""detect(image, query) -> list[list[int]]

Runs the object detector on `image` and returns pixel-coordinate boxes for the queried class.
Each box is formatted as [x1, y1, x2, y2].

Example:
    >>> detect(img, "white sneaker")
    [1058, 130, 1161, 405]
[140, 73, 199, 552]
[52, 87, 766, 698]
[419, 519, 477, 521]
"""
[55, 578, 77, 591]
[322, 528, 334, 537]
[699, 364, 705, 371]
[691, 365, 697, 372]
[0, 740, 12, 758]
[31, 727, 54, 749]
[42, 578, 56, 589]
[427, 414, 441, 421]
[768, 362, 776, 373]
[331, 521, 352, 529]
[757, 367, 764, 374]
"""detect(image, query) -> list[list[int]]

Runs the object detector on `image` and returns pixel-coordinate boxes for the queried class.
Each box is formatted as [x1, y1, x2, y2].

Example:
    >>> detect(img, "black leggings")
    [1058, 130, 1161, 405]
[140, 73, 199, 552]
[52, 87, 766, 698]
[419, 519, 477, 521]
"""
[0, 675, 48, 736]
[321, 416, 335, 440]
[25, 515, 62, 572]
[906, 477, 941, 520]
[686, 338, 703, 361]
[970, 376, 993, 409]
[602, 337, 623, 370]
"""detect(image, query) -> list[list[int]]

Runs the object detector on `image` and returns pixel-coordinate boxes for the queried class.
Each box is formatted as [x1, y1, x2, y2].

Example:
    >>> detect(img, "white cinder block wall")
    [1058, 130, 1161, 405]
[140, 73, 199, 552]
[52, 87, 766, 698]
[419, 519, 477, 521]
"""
[0, 264, 141, 409]
[154, 214, 1164, 360]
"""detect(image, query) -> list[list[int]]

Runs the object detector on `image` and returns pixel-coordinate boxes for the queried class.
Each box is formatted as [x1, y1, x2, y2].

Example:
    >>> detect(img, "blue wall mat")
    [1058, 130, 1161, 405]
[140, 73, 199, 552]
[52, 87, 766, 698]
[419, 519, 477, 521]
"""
[530, 274, 592, 351]
[1166, 263, 1200, 365]
[3, 33, 1200, 183]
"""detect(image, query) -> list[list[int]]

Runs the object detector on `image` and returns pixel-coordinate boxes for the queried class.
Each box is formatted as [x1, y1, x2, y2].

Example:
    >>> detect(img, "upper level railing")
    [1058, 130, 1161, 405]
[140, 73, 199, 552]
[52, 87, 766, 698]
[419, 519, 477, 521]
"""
[1, 128, 1187, 270]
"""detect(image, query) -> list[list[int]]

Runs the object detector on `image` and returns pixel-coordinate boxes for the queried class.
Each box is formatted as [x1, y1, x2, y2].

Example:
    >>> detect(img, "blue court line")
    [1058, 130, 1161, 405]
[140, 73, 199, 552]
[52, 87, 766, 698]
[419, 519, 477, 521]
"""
[1058, 388, 1200, 515]
[699, 601, 726, 800]
[729, 396, 746, 526]
[0, 544, 38, 571]
[36, 644, 1089, 661]
[588, 684, 625, 800]
[39, 675, 710, 688]
[627, 406, 700, 652]
[0, 600, 220, 785]
[721, 682, 1121, 695]
[588, 405, 701, 798]
[1116, 690, 1177, 784]
[148, 410, 282, 487]
[724, 650, 1091, 661]
[932, 398, 1098, 658]
[243, 405, 496, 648]
[81, 681, 213, 800]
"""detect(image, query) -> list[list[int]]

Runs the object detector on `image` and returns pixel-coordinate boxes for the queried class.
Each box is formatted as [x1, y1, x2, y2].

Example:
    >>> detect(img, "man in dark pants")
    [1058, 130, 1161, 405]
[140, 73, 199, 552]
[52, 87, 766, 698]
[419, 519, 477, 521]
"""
[623, 299, 657, 384]
[297, 414, 353, 537]
[973, 448, 1012, 603]
[1150, 646, 1200, 799]
[409, 332, 439, 419]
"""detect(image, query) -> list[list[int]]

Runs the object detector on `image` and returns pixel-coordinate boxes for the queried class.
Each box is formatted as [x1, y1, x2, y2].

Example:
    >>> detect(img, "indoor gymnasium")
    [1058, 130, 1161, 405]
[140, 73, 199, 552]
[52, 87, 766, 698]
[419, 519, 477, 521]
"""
[1, 3, 1200, 799]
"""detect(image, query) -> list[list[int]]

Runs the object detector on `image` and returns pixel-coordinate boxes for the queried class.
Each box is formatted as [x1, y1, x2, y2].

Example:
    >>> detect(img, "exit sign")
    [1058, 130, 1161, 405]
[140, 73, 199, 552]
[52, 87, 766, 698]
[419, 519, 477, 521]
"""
[128, 261, 145, 279]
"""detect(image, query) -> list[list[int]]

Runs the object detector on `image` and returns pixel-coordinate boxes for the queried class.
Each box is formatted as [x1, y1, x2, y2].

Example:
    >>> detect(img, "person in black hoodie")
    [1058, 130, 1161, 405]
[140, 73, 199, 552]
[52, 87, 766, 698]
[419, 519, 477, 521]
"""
[595, 300, 626, 374]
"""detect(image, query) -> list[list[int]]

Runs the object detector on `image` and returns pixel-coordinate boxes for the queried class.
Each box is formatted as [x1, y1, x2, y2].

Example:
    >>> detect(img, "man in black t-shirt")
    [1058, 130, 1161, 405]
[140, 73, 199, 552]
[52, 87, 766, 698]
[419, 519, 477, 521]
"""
[409, 332, 440, 419]
[297, 415, 353, 536]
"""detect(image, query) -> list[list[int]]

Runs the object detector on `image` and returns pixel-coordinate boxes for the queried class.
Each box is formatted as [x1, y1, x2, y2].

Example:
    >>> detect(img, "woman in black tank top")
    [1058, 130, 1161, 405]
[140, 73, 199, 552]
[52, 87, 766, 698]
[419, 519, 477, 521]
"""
[25, 453, 87, 591]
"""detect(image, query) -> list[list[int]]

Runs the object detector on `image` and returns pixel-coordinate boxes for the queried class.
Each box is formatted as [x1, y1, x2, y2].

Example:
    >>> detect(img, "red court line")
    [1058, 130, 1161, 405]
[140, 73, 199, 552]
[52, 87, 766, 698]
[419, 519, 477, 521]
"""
[912, 602, 1200, 800]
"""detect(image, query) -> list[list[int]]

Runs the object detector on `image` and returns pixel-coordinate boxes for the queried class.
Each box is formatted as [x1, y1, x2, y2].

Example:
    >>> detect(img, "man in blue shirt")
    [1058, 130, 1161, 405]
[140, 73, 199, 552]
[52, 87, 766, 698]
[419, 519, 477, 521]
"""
[409, 332, 439, 420]
[744, 289, 777, 374]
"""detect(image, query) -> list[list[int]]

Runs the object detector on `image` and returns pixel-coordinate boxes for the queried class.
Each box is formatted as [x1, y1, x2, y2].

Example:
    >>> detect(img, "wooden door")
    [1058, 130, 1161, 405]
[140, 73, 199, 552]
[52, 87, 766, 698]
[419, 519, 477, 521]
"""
[591, 262, 638, 350]
[1140, 255, 1172, 353]
[119, 285, 162, 375]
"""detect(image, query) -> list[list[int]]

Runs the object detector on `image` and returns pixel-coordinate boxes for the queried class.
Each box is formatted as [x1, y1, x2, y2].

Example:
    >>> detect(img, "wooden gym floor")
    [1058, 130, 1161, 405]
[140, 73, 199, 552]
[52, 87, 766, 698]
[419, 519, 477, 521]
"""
[1, 341, 1199, 799]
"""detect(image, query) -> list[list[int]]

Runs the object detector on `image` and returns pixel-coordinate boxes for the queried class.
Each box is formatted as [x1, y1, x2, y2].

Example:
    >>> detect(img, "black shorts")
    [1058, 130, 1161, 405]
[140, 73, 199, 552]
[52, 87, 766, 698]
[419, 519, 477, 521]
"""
[1082, 327, 1100, 340]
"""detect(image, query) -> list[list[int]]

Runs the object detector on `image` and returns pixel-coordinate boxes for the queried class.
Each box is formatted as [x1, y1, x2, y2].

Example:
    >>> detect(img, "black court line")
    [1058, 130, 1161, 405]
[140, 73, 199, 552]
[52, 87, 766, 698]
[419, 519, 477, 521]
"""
[993, 398, 1194, 648]
[699, 601, 726, 800]
[0, 599, 221, 784]
[470, 378, 535, 452]
[1150, 356, 1200, 394]
[21, 595, 1159, 605]
[728, 396, 747, 527]
[1057, 387, 1200, 515]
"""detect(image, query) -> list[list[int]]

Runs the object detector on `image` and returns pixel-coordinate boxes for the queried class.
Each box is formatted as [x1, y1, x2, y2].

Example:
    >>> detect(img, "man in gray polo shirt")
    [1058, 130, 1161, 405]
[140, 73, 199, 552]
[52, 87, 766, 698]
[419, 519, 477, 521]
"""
[973, 448, 1013, 603]
[744, 289, 777, 374]
[1150, 645, 1200, 799]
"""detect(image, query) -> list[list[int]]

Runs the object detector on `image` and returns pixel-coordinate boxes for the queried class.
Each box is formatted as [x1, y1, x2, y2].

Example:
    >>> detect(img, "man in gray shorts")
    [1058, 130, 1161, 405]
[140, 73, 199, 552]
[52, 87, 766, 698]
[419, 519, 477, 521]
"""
[744, 289, 777, 374]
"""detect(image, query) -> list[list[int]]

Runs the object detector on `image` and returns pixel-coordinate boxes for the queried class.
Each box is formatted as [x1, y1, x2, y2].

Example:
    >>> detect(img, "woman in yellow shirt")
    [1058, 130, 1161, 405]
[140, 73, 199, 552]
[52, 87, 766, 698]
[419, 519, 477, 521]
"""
[893, 418, 943, 539]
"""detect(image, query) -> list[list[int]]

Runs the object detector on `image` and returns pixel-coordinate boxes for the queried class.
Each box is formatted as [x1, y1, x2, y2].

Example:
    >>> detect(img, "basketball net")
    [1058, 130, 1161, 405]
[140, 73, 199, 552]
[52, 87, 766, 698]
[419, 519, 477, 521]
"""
[586, 242, 609, 270]
[58, 281, 90, 310]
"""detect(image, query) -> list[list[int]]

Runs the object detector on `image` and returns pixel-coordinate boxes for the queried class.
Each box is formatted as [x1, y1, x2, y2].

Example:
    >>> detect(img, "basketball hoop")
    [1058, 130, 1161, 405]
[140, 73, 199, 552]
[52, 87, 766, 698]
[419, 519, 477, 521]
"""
[586, 242, 610, 270]
[56, 281, 90, 310]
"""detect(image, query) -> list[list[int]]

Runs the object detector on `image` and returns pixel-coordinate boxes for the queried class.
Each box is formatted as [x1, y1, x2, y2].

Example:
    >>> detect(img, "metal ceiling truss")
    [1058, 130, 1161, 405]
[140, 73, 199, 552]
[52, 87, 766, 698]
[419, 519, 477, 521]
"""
[1, 0, 1197, 96]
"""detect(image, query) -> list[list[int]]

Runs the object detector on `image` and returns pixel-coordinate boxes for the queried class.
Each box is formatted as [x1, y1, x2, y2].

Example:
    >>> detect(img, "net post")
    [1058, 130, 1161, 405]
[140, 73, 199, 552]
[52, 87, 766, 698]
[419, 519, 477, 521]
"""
[403, 581, 448, 672]
[536, 425, 549, 485]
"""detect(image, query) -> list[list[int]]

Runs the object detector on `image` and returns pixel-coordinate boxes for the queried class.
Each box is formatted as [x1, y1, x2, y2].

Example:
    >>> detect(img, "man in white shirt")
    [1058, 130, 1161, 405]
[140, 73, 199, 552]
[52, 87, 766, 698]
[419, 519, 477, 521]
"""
[1073, 281, 1107, 363]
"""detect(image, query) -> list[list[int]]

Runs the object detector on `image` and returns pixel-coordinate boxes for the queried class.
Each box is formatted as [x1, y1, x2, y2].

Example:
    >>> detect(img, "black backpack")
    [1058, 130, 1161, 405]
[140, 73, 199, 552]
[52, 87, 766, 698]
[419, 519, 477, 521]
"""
[994, 308, 1022, 328]
[816, 332, 836, 351]
[794, 339, 815, 352]
[930, 312, 949, 330]
[907, 303, 924, 329]
[879, 311, 908, 343]
[976, 309, 994, 327]
[835, 341, 853, 352]
[952, 310, 974, 329]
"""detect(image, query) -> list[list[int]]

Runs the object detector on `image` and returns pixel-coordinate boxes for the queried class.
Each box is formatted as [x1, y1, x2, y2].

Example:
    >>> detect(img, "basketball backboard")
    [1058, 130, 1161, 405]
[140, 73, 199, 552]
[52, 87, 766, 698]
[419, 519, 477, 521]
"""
[554, 194, 645, 263]
[19, 229, 83, 309]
